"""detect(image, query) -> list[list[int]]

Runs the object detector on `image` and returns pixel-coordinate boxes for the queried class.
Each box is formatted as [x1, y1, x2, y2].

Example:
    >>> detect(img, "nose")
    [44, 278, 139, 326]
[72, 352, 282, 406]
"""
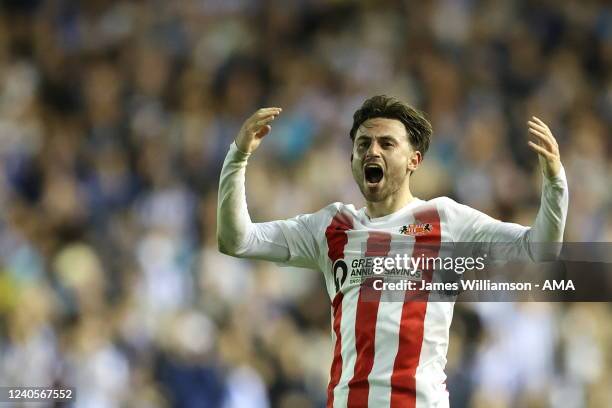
[366, 139, 382, 158]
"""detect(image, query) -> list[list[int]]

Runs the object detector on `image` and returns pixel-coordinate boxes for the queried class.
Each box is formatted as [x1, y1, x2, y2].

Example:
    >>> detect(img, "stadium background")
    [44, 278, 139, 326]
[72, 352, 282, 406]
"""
[0, 0, 610, 407]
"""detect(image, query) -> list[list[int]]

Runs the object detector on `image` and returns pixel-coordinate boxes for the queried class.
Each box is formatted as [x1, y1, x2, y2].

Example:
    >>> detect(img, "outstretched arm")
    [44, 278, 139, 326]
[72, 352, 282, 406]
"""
[524, 116, 567, 244]
[450, 117, 568, 260]
[216, 108, 291, 260]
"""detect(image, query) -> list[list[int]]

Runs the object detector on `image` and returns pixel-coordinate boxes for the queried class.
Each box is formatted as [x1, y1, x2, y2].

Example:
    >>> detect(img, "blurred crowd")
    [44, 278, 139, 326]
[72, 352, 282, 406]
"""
[0, 0, 610, 407]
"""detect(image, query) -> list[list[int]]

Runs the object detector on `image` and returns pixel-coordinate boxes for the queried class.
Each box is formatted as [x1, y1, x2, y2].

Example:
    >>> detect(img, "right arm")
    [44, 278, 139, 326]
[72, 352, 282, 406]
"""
[216, 107, 320, 269]
[217, 107, 289, 260]
[217, 141, 291, 261]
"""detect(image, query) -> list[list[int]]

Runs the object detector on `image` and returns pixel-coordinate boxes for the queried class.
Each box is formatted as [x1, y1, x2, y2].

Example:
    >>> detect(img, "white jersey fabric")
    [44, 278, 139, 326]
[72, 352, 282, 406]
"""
[217, 142, 569, 408]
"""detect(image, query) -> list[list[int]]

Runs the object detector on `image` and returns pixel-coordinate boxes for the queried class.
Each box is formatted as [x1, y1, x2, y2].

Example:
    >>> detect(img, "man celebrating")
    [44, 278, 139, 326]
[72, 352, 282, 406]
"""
[217, 96, 568, 407]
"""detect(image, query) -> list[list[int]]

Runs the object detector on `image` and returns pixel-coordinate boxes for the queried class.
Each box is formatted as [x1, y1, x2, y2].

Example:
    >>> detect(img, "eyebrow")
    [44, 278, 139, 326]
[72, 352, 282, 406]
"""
[355, 134, 399, 142]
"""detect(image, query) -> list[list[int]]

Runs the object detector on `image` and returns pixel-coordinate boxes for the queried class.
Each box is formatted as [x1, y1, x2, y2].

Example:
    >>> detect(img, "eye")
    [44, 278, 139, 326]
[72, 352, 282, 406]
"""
[382, 141, 395, 148]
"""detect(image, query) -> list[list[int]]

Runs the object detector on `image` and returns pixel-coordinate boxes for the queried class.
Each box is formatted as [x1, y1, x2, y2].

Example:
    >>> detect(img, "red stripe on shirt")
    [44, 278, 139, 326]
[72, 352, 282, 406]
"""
[327, 292, 344, 408]
[326, 211, 353, 262]
[325, 211, 353, 408]
[347, 231, 392, 407]
[390, 206, 442, 408]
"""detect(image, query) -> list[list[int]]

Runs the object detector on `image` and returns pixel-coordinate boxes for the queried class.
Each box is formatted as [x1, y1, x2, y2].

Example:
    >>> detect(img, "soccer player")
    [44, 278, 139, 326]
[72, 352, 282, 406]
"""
[216, 96, 568, 407]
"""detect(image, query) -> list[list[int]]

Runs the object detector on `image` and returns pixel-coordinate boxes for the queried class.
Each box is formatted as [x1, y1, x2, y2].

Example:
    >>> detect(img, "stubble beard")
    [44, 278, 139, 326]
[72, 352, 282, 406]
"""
[354, 171, 404, 203]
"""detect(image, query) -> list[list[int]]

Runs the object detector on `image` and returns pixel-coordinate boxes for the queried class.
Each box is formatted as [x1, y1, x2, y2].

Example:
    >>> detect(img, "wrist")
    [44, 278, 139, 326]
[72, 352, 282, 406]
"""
[233, 139, 252, 155]
[544, 163, 566, 184]
[231, 141, 251, 158]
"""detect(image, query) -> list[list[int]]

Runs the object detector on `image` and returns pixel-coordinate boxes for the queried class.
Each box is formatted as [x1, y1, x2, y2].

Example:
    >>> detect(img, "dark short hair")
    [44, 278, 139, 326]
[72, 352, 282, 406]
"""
[350, 95, 432, 157]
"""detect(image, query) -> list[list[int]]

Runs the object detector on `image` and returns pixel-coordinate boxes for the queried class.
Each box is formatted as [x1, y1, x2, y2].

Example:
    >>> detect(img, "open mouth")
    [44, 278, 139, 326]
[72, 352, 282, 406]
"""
[364, 164, 384, 184]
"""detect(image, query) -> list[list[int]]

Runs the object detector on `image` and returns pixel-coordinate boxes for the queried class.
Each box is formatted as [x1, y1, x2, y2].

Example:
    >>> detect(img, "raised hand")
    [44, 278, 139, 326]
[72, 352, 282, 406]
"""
[527, 116, 562, 178]
[235, 107, 282, 154]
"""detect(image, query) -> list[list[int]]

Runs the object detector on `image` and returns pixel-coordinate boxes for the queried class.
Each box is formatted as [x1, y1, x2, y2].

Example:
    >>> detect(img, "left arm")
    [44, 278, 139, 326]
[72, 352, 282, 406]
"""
[450, 117, 568, 260]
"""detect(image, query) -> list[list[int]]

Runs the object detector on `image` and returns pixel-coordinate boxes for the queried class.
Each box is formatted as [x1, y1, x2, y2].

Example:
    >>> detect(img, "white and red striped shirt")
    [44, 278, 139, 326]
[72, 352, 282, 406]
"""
[217, 143, 568, 407]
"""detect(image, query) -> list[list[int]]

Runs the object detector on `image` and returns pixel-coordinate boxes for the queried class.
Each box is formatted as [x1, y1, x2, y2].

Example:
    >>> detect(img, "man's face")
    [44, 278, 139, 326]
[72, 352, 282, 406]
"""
[351, 118, 420, 202]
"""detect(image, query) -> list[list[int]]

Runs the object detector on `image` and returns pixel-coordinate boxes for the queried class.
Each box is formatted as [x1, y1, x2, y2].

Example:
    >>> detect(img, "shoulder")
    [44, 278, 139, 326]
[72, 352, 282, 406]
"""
[422, 196, 481, 222]
[424, 196, 462, 211]
[427, 196, 483, 211]
[426, 196, 457, 205]
[313, 202, 359, 226]
[321, 202, 359, 215]
[292, 202, 357, 231]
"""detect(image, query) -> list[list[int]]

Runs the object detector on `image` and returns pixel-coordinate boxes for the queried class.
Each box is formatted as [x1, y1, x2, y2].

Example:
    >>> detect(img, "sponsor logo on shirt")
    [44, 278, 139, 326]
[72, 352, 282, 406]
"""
[399, 223, 433, 236]
[333, 257, 423, 288]
[332, 259, 348, 292]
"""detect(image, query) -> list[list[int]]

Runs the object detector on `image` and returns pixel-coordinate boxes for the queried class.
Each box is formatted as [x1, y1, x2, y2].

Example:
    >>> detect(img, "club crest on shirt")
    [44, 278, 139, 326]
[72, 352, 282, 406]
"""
[399, 223, 433, 236]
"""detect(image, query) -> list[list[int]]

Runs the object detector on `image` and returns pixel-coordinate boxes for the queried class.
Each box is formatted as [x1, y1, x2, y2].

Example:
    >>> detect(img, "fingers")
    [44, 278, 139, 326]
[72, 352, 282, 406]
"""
[527, 116, 560, 154]
[251, 107, 282, 121]
[251, 115, 278, 133]
[526, 116, 562, 178]
[245, 107, 282, 135]
[235, 108, 282, 153]
[254, 115, 278, 127]
[257, 107, 282, 114]
[531, 116, 548, 128]
[527, 141, 557, 160]
[528, 116, 558, 146]
[528, 127, 555, 151]
[527, 119, 550, 139]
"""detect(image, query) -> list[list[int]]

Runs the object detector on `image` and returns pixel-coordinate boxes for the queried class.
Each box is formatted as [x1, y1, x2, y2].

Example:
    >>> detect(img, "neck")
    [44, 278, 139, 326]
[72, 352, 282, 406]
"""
[366, 183, 416, 219]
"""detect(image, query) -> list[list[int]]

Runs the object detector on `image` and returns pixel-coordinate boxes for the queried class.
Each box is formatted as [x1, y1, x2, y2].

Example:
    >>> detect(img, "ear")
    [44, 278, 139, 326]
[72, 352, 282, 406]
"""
[407, 151, 422, 173]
